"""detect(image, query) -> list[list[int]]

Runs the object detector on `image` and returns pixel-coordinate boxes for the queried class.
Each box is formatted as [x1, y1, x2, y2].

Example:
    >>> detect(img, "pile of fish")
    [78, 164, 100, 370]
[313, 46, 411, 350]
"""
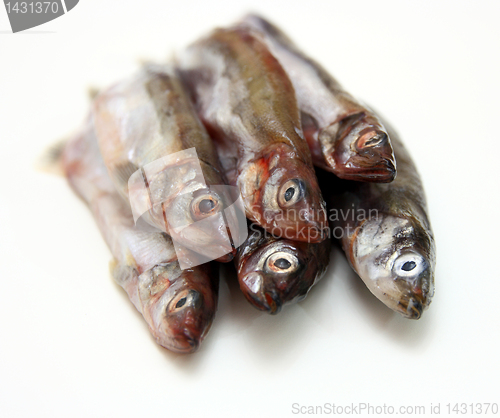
[58, 15, 435, 353]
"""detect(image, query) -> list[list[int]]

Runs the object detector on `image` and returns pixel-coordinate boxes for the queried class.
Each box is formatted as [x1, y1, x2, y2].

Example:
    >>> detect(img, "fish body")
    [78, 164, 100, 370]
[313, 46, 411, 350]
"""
[317, 121, 435, 319]
[236, 224, 331, 314]
[241, 15, 396, 183]
[178, 27, 328, 243]
[62, 119, 219, 352]
[93, 64, 235, 262]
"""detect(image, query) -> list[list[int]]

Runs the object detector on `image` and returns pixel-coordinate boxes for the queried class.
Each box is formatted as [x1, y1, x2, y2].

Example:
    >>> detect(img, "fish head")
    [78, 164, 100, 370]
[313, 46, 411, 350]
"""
[137, 155, 236, 262]
[236, 226, 331, 314]
[143, 263, 218, 353]
[321, 113, 396, 182]
[163, 183, 236, 262]
[243, 144, 328, 243]
[351, 214, 435, 319]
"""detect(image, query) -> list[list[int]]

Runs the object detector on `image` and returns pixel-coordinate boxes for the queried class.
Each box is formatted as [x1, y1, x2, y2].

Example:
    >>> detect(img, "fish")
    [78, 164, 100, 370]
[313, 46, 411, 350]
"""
[62, 117, 219, 353]
[178, 27, 328, 243]
[236, 224, 331, 314]
[92, 63, 236, 263]
[317, 120, 435, 319]
[240, 14, 397, 183]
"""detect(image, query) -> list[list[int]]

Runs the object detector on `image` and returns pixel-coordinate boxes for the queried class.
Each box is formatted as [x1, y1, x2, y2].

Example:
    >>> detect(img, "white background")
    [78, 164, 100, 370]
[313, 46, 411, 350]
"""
[1, 1, 499, 417]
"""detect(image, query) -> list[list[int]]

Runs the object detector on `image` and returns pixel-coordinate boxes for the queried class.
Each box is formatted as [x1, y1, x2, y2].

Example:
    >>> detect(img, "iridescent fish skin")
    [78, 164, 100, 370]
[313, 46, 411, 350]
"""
[235, 225, 331, 314]
[178, 27, 328, 243]
[317, 121, 435, 319]
[93, 64, 235, 262]
[241, 15, 396, 183]
[62, 119, 218, 353]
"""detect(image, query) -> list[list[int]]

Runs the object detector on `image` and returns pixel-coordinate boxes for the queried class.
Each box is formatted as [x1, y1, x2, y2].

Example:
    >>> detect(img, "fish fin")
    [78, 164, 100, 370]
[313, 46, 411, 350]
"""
[110, 259, 135, 286]
[123, 226, 178, 271]
[87, 86, 100, 101]
[109, 258, 118, 276]
[110, 260, 143, 313]
[113, 161, 140, 190]
[137, 57, 158, 68]
[36, 138, 69, 176]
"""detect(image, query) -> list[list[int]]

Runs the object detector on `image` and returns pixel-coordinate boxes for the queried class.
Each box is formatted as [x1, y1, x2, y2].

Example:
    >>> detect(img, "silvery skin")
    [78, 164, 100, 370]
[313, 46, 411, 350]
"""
[318, 121, 435, 319]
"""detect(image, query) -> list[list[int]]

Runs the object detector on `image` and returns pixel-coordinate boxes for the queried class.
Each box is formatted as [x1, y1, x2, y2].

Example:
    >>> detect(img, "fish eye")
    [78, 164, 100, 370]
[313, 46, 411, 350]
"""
[168, 290, 193, 313]
[401, 261, 416, 271]
[356, 130, 387, 149]
[175, 296, 187, 309]
[278, 179, 303, 207]
[265, 251, 299, 274]
[393, 253, 426, 277]
[190, 190, 221, 221]
[275, 258, 291, 269]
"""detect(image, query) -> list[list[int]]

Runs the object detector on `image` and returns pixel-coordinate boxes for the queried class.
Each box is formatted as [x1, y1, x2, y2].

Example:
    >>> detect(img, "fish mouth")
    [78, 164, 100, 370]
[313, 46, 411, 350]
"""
[168, 330, 202, 353]
[215, 252, 234, 262]
[263, 291, 283, 314]
[215, 242, 237, 262]
[246, 290, 282, 315]
[398, 296, 425, 320]
[337, 157, 396, 183]
[240, 272, 283, 314]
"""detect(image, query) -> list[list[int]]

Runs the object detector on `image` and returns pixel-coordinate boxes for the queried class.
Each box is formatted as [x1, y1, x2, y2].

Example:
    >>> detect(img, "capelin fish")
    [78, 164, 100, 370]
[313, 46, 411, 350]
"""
[236, 224, 331, 314]
[317, 121, 435, 319]
[241, 15, 396, 183]
[62, 118, 219, 353]
[93, 63, 235, 262]
[178, 27, 328, 243]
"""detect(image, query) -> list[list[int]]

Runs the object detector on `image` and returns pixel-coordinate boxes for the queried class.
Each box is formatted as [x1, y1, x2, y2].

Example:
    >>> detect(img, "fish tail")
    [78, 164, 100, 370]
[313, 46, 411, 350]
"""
[87, 86, 100, 100]
[36, 137, 70, 176]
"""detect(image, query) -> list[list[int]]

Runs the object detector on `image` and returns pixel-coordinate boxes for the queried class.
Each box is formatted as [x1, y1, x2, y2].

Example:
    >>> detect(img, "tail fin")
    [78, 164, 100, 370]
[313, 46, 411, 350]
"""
[36, 138, 69, 176]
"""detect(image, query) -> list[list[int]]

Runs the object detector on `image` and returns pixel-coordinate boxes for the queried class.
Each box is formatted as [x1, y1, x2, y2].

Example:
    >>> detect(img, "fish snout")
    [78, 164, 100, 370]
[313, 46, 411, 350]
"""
[399, 296, 425, 320]
[169, 329, 202, 353]
[182, 329, 201, 352]
[264, 291, 282, 315]
[240, 272, 282, 314]
[343, 152, 396, 183]
[215, 245, 236, 263]
[240, 272, 264, 304]
[370, 157, 396, 183]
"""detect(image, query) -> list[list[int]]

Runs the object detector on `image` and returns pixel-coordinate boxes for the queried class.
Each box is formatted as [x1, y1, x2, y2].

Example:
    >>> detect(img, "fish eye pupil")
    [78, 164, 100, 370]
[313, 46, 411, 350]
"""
[274, 258, 291, 269]
[402, 261, 416, 271]
[175, 296, 187, 309]
[365, 136, 381, 147]
[199, 198, 215, 213]
[284, 187, 295, 202]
